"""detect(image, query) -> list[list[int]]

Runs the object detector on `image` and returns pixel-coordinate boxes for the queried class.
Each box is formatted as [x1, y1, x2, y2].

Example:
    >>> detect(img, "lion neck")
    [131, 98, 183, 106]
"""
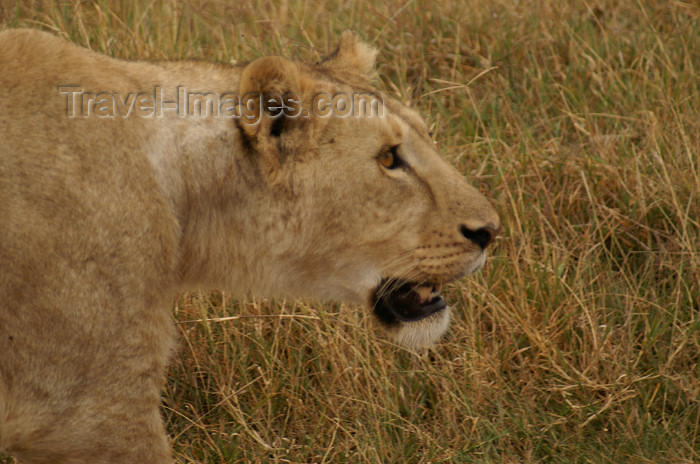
[144, 107, 306, 297]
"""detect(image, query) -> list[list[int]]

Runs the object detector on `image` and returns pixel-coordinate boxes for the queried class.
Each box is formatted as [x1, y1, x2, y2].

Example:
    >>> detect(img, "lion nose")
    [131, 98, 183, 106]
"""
[459, 224, 498, 250]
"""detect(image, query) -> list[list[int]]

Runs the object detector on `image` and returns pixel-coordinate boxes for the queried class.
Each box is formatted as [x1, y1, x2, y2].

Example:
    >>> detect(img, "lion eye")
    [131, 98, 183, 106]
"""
[378, 146, 401, 169]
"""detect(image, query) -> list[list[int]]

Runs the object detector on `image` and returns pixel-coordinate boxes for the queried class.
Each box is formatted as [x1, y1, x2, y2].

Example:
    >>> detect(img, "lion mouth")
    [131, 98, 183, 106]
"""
[372, 279, 446, 324]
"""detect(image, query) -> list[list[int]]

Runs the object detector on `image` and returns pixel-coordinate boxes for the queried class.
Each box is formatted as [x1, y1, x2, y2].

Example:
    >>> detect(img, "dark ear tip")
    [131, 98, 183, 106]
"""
[269, 114, 285, 137]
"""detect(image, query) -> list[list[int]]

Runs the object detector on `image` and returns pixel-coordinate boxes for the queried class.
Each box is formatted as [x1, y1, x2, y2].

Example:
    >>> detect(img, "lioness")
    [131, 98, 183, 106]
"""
[0, 29, 499, 463]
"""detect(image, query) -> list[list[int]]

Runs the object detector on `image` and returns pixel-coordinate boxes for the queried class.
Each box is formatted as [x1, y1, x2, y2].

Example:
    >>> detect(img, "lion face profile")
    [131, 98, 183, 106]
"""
[0, 29, 499, 463]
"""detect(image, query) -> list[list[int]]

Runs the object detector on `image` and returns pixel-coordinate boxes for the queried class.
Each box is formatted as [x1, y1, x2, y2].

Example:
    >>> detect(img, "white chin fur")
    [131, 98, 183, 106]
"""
[388, 306, 451, 350]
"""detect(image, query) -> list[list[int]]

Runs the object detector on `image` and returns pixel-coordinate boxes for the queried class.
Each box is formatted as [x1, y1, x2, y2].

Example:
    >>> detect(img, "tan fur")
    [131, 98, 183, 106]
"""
[0, 29, 500, 463]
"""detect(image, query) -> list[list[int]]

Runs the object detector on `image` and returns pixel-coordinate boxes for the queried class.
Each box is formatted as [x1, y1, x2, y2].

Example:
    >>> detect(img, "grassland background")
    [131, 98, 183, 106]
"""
[1, 0, 698, 463]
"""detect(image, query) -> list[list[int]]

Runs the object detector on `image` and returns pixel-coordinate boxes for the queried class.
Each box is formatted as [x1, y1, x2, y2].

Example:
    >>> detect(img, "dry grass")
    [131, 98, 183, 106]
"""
[1, 0, 698, 462]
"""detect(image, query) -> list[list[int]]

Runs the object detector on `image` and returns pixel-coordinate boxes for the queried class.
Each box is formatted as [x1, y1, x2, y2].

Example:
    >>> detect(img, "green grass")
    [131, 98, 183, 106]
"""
[2, 0, 698, 462]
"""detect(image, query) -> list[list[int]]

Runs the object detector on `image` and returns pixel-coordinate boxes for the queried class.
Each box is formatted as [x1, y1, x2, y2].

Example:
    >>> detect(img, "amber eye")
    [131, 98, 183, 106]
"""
[378, 146, 401, 169]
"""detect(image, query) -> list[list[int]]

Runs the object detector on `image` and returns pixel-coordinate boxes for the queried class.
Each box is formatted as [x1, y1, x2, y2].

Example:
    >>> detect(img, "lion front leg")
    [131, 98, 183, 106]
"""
[8, 389, 172, 464]
[0, 298, 176, 464]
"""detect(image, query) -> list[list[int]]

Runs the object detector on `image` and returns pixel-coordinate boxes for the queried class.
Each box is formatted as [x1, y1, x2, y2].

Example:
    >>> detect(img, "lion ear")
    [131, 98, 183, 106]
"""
[321, 30, 378, 80]
[239, 56, 299, 98]
[238, 56, 309, 140]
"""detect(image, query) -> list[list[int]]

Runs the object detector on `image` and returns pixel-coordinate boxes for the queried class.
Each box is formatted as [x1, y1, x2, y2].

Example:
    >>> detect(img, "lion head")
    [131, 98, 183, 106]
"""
[181, 32, 500, 349]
